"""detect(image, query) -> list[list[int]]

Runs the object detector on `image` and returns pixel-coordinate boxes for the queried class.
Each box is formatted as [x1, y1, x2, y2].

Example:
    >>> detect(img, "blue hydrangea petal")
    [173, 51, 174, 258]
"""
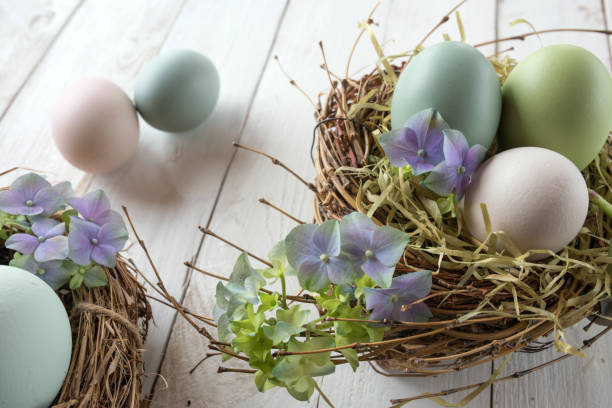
[285, 224, 319, 268]
[363, 287, 396, 320]
[97, 223, 128, 252]
[312, 220, 341, 256]
[362, 258, 395, 288]
[391, 270, 432, 300]
[423, 162, 458, 197]
[0, 190, 33, 215]
[69, 190, 111, 223]
[91, 244, 117, 268]
[379, 127, 419, 168]
[464, 144, 487, 175]
[32, 218, 63, 238]
[442, 129, 469, 167]
[38, 261, 71, 290]
[370, 226, 409, 266]
[34, 236, 69, 262]
[339, 212, 376, 259]
[5, 233, 39, 254]
[393, 300, 432, 322]
[11, 173, 50, 200]
[33, 186, 65, 215]
[53, 181, 74, 200]
[296, 258, 330, 292]
[326, 255, 362, 285]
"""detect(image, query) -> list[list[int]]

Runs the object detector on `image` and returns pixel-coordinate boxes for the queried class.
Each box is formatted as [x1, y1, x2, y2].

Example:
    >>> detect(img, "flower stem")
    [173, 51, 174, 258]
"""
[313, 379, 335, 408]
[589, 189, 612, 218]
[280, 274, 288, 309]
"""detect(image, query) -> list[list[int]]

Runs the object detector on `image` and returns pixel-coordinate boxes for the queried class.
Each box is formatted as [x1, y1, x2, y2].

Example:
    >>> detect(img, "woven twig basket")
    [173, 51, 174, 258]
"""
[312, 61, 612, 376]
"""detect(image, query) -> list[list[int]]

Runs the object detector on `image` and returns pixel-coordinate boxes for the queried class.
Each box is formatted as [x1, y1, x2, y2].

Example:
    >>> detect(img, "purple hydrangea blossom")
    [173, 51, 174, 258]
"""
[5, 218, 69, 262]
[0, 173, 65, 216]
[379, 108, 448, 175]
[423, 129, 486, 198]
[339, 212, 410, 288]
[68, 189, 123, 226]
[285, 220, 358, 292]
[363, 271, 433, 322]
[9, 254, 71, 290]
[68, 217, 128, 268]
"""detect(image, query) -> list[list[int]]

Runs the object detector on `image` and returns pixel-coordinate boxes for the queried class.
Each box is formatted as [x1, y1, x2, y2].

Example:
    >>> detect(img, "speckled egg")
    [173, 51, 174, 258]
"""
[498, 45, 612, 170]
[52, 78, 139, 174]
[0, 265, 72, 408]
[134, 49, 220, 132]
[464, 147, 588, 259]
[391, 41, 501, 149]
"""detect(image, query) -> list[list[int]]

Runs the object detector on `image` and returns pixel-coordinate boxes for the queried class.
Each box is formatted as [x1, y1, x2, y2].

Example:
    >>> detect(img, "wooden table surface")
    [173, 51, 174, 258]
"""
[2, 1, 611, 407]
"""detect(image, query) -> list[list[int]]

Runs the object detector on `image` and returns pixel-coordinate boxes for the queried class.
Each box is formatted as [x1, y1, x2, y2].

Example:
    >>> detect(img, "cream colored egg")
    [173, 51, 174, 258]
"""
[464, 147, 588, 259]
[52, 78, 139, 174]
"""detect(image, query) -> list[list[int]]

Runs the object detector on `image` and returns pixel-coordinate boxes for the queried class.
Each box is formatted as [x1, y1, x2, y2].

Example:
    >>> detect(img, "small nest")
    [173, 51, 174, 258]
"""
[312, 59, 612, 375]
[0, 213, 151, 407]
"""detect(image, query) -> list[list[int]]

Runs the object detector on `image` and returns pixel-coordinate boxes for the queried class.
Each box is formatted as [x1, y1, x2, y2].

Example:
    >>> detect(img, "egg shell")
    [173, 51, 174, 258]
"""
[0, 265, 72, 408]
[498, 44, 612, 170]
[134, 49, 220, 132]
[391, 41, 501, 149]
[52, 78, 139, 174]
[464, 147, 588, 259]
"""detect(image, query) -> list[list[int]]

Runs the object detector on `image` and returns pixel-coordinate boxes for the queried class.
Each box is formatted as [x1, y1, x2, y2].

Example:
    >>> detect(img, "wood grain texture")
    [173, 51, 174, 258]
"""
[0, 0, 82, 118]
[492, 1, 612, 408]
[152, 1, 497, 407]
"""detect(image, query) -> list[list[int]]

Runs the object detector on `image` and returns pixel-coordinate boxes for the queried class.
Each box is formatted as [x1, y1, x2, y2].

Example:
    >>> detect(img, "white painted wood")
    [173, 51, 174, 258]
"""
[153, 1, 496, 407]
[0, 0, 82, 117]
[0, 0, 288, 400]
[493, 1, 612, 407]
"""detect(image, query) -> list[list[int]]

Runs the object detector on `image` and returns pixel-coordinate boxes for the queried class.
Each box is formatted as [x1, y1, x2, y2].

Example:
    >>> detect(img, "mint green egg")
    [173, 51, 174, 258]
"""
[134, 49, 220, 132]
[0, 265, 72, 408]
[498, 44, 612, 170]
[391, 41, 501, 148]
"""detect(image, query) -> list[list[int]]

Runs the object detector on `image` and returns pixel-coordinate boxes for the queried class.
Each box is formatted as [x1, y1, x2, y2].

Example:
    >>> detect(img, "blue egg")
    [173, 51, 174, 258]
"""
[134, 49, 220, 132]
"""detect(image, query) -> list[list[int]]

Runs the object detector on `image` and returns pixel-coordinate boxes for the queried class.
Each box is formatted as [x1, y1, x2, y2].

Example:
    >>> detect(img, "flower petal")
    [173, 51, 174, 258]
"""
[39, 261, 71, 290]
[69, 189, 110, 222]
[96, 210, 124, 227]
[297, 258, 330, 292]
[9, 253, 39, 273]
[285, 224, 319, 268]
[371, 226, 410, 266]
[32, 218, 63, 237]
[312, 220, 340, 256]
[11, 173, 50, 200]
[70, 217, 100, 240]
[442, 129, 469, 167]
[91, 244, 117, 267]
[361, 258, 395, 288]
[33, 186, 65, 215]
[339, 212, 376, 259]
[394, 301, 432, 322]
[423, 162, 458, 197]
[379, 127, 419, 168]
[34, 236, 69, 262]
[0, 190, 32, 215]
[363, 287, 396, 321]
[391, 270, 433, 299]
[97, 223, 128, 252]
[53, 181, 74, 200]
[464, 144, 487, 175]
[68, 220, 97, 265]
[455, 175, 470, 199]
[5, 233, 39, 254]
[326, 255, 362, 285]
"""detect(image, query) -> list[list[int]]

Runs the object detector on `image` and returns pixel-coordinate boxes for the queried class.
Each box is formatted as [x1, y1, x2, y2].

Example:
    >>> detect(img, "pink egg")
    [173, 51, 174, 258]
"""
[52, 78, 139, 174]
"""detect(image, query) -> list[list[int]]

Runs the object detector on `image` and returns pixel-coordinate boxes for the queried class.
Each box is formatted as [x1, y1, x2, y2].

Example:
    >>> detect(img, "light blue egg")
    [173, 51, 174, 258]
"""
[134, 49, 220, 132]
[0, 266, 72, 408]
[391, 42, 501, 149]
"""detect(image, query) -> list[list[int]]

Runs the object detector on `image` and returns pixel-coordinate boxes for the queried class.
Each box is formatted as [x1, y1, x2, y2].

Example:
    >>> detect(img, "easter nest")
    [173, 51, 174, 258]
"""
[0, 175, 151, 408]
[311, 31, 612, 376]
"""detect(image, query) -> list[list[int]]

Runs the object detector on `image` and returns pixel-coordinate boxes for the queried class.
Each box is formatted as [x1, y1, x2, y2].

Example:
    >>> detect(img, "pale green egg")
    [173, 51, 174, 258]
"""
[391, 41, 501, 149]
[498, 44, 612, 170]
[0, 265, 72, 408]
[134, 49, 220, 132]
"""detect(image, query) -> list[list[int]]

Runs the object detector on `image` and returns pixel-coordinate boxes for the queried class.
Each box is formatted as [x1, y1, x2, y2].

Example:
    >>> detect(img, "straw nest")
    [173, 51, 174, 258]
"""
[0, 212, 151, 407]
[312, 57, 612, 375]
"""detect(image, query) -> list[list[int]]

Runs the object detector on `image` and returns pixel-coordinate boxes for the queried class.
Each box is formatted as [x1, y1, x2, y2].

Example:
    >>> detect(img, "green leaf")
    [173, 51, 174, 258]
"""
[355, 274, 377, 299]
[286, 376, 315, 401]
[232, 328, 273, 370]
[226, 252, 266, 304]
[61, 209, 79, 230]
[221, 352, 233, 362]
[261, 240, 288, 279]
[217, 313, 232, 343]
[339, 348, 359, 371]
[273, 337, 336, 382]
[262, 305, 310, 345]
[258, 292, 279, 312]
[254, 370, 277, 392]
[83, 265, 108, 288]
[69, 273, 84, 290]
[436, 194, 456, 217]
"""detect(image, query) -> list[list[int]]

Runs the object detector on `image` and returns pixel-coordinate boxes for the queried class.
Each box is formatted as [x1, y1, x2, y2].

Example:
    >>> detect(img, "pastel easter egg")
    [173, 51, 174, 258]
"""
[391, 41, 501, 149]
[52, 78, 139, 174]
[0, 265, 72, 408]
[498, 45, 612, 170]
[134, 49, 220, 132]
[464, 147, 588, 259]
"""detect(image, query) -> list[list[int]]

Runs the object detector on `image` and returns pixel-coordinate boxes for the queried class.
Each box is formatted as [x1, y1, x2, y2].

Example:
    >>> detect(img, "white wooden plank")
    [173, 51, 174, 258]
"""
[153, 1, 496, 407]
[0, 0, 287, 400]
[0, 0, 82, 118]
[494, 1, 612, 407]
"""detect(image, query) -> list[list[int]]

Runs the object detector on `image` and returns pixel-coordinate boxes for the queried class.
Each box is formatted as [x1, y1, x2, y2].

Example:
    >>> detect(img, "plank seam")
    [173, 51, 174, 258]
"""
[147, 0, 291, 402]
[0, 0, 86, 123]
